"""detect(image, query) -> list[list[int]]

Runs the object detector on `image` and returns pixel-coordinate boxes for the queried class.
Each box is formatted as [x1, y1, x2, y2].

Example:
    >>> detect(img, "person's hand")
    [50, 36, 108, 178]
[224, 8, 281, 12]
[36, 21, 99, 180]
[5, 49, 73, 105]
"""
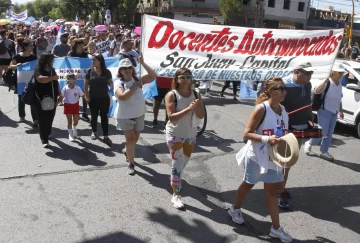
[56, 96, 63, 105]
[309, 112, 315, 124]
[16, 63, 22, 67]
[85, 97, 90, 103]
[52, 75, 59, 81]
[187, 100, 196, 112]
[268, 135, 282, 145]
[139, 55, 144, 65]
[339, 111, 344, 120]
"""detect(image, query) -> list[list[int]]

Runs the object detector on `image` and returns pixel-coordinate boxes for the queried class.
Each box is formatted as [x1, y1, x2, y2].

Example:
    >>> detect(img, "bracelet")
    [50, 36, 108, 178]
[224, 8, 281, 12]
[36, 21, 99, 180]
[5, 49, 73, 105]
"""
[261, 136, 269, 144]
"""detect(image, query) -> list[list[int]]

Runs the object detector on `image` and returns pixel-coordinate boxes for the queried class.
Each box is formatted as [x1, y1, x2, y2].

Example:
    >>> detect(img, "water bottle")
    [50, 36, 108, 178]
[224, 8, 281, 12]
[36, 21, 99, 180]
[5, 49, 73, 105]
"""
[275, 125, 283, 137]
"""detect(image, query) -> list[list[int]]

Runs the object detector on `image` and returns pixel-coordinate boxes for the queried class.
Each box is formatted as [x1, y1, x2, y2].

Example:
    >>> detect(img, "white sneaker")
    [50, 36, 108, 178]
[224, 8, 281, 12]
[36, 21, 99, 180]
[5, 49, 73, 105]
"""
[304, 141, 312, 155]
[269, 226, 293, 243]
[73, 129, 77, 138]
[171, 195, 184, 209]
[69, 134, 75, 142]
[320, 152, 334, 161]
[228, 206, 244, 224]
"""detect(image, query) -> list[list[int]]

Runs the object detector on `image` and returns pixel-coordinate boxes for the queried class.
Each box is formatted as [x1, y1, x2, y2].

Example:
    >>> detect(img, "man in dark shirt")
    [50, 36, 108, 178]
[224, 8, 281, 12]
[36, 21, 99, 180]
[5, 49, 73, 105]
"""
[52, 33, 71, 58]
[280, 61, 314, 209]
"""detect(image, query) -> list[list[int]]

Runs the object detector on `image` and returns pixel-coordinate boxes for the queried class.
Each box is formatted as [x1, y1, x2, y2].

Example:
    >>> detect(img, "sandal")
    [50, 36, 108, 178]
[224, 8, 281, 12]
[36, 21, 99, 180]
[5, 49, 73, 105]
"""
[103, 137, 112, 146]
[90, 133, 97, 140]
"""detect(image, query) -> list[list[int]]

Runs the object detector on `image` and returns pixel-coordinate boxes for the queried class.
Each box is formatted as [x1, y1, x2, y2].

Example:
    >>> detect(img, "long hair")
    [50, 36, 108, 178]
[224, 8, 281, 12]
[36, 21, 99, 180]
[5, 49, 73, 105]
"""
[92, 53, 107, 75]
[256, 77, 283, 104]
[37, 53, 55, 73]
[171, 68, 193, 91]
[71, 38, 84, 53]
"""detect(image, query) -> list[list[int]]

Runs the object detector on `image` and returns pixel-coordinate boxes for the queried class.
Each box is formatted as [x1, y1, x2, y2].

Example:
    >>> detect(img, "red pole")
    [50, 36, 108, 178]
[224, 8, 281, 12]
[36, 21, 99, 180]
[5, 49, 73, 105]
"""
[287, 104, 312, 115]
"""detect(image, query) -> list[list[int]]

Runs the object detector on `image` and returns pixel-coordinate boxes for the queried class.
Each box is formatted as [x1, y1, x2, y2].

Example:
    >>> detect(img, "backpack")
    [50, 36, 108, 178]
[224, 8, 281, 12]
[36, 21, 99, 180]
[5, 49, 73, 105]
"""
[311, 80, 330, 111]
[2, 69, 17, 91]
[170, 90, 198, 108]
[0, 38, 8, 55]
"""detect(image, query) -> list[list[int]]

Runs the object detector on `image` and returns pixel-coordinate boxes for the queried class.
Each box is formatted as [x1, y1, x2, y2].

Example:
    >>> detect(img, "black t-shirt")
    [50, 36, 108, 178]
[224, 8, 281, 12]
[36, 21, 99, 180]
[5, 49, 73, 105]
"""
[69, 51, 89, 58]
[85, 68, 112, 99]
[34, 67, 59, 103]
[12, 53, 37, 64]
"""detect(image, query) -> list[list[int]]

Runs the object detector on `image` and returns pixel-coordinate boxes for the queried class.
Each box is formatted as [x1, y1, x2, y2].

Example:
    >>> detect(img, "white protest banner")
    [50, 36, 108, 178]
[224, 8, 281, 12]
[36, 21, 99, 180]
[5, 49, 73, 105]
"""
[9, 10, 28, 21]
[141, 15, 344, 81]
[96, 41, 110, 56]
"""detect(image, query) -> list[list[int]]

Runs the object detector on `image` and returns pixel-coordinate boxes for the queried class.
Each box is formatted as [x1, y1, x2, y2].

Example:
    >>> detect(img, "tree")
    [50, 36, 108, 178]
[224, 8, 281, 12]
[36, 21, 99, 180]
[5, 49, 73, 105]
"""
[48, 7, 62, 20]
[122, 0, 138, 26]
[219, 0, 243, 22]
[0, 0, 11, 16]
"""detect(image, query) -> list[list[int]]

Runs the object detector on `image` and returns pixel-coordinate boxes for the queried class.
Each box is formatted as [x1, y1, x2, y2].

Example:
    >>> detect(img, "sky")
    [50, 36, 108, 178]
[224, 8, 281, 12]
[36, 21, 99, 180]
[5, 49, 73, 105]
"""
[10, 0, 360, 15]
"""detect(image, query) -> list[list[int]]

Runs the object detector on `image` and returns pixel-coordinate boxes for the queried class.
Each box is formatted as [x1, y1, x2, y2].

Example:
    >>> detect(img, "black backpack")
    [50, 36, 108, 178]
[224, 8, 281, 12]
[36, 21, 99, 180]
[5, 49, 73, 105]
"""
[0, 38, 8, 55]
[311, 80, 330, 111]
[2, 69, 17, 91]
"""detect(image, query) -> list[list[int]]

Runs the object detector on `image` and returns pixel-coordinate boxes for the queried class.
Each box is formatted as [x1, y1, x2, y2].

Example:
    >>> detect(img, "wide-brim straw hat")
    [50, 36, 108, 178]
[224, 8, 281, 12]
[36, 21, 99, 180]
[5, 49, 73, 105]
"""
[269, 133, 299, 168]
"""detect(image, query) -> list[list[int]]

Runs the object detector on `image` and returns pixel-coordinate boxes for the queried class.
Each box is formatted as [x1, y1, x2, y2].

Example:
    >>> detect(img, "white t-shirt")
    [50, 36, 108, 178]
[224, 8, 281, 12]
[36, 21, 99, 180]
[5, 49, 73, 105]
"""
[61, 85, 84, 104]
[114, 78, 145, 119]
[110, 41, 121, 56]
[323, 78, 342, 114]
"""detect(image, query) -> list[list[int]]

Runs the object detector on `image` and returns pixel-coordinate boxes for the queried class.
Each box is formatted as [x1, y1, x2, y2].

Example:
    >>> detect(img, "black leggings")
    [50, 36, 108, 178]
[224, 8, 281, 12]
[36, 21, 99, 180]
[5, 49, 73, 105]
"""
[18, 95, 37, 121]
[221, 81, 238, 96]
[34, 104, 56, 144]
[89, 97, 110, 136]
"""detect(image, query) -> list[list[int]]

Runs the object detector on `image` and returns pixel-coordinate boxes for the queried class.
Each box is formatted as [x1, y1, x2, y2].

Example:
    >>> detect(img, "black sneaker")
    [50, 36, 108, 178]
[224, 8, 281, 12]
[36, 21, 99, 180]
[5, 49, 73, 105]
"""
[32, 120, 39, 128]
[82, 113, 90, 121]
[127, 164, 135, 175]
[278, 193, 290, 209]
[152, 119, 158, 128]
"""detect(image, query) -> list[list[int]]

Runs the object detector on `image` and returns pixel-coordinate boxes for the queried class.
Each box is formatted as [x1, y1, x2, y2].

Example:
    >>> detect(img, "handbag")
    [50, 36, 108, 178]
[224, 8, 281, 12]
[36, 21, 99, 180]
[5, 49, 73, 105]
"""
[35, 70, 55, 111]
[21, 75, 35, 105]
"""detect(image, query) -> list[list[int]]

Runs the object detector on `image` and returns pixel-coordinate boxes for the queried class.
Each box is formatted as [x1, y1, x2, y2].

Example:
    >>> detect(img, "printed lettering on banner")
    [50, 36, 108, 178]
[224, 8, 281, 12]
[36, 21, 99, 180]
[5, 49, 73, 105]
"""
[96, 41, 110, 54]
[141, 15, 344, 81]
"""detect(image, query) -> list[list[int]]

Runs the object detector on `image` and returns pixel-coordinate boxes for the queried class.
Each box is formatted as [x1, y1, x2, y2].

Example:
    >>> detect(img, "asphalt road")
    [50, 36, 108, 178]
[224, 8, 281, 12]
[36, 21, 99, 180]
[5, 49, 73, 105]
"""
[0, 83, 359, 243]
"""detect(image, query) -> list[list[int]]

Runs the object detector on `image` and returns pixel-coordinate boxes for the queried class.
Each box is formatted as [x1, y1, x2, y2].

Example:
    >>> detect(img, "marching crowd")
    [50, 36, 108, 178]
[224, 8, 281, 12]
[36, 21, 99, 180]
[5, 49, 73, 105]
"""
[0, 22, 347, 243]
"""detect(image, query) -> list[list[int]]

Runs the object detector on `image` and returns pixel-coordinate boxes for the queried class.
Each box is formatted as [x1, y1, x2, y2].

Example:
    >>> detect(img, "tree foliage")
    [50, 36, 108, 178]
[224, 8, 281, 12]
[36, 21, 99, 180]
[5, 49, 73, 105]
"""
[219, 0, 243, 22]
[0, 0, 11, 15]
[7, 0, 139, 25]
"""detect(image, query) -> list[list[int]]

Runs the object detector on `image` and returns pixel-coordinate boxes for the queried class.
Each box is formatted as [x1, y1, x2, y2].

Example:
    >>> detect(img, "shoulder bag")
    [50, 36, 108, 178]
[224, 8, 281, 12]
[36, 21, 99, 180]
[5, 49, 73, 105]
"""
[35, 71, 55, 111]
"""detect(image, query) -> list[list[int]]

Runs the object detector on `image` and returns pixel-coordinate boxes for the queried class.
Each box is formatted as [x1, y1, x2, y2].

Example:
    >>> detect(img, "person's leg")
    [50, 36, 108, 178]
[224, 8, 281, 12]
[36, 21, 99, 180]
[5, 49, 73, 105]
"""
[66, 114, 73, 129]
[320, 110, 337, 154]
[182, 137, 196, 169]
[82, 97, 89, 119]
[152, 99, 162, 127]
[18, 95, 26, 119]
[234, 181, 255, 209]
[264, 182, 280, 229]
[220, 81, 230, 96]
[34, 106, 48, 144]
[166, 135, 184, 195]
[124, 130, 137, 164]
[99, 97, 110, 138]
[73, 114, 79, 137]
[232, 81, 238, 98]
[30, 105, 38, 124]
[89, 100, 99, 135]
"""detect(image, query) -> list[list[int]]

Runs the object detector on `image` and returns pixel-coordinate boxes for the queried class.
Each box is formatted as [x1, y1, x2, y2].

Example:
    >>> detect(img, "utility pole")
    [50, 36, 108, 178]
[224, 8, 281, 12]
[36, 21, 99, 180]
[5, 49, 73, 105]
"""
[349, 0, 356, 46]
[158, 0, 162, 17]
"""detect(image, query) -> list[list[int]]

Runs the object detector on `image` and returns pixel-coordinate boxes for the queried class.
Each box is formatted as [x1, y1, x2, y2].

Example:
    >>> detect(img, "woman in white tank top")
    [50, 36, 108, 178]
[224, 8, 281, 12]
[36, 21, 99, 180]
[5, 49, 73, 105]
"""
[164, 68, 205, 209]
[228, 77, 293, 243]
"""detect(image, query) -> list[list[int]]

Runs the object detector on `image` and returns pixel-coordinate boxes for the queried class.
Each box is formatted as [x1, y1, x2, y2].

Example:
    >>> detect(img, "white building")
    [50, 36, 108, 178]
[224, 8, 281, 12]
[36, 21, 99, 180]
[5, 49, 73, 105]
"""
[263, 0, 310, 29]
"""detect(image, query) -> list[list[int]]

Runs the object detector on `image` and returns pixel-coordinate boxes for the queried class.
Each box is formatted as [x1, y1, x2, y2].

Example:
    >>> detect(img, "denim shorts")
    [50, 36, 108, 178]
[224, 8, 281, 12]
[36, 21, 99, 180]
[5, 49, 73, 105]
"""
[243, 158, 284, 185]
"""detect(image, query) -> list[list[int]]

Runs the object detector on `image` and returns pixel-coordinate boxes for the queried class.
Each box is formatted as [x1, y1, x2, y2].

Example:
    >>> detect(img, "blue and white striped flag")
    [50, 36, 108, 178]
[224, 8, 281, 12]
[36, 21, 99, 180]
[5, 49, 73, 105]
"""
[17, 57, 158, 117]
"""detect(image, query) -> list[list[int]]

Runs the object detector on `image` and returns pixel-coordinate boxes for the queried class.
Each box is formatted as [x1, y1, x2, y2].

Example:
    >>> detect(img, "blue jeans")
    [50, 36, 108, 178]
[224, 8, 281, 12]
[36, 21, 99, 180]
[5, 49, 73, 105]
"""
[309, 108, 337, 153]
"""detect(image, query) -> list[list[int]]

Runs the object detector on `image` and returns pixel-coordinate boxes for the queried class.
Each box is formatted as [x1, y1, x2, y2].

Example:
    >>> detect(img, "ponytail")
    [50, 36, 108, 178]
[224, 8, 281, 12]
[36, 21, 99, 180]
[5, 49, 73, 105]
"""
[256, 92, 270, 104]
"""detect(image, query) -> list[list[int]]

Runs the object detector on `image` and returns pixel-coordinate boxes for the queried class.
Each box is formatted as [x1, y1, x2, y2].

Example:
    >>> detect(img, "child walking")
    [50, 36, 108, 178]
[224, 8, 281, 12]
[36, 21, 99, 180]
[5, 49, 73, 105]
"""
[60, 74, 86, 141]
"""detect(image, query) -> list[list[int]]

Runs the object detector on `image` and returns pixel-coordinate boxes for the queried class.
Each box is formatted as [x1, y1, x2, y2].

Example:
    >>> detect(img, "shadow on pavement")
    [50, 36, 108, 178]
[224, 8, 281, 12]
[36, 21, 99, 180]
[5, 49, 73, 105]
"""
[0, 110, 18, 128]
[46, 138, 107, 167]
[81, 232, 146, 243]
[307, 153, 360, 172]
[196, 130, 236, 153]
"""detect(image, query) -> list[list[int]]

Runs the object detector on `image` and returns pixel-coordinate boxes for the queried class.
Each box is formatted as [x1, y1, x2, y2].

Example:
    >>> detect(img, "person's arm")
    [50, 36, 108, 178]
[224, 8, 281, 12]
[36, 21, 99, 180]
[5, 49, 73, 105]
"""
[106, 70, 114, 89]
[84, 78, 90, 102]
[115, 81, 142, 101]
[165, 92, 195, 122]
[67, 51, 72, 57]
[243, 104, 281, 145]
[9, 59, 18, 70]
[139, 56, 157, 84]
[194, 93, 205, 119]
[57, 84, 63, 105]
[339, 102, 344, 119]
[36, 70, 58, 84]
[314, 78, 329, 94]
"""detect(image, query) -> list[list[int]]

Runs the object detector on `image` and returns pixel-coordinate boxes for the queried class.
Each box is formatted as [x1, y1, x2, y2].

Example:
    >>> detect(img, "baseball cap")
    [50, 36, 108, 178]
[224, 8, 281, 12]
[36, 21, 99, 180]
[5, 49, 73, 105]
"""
[332, 63, 347, 74]
[293, 61, 314, 72]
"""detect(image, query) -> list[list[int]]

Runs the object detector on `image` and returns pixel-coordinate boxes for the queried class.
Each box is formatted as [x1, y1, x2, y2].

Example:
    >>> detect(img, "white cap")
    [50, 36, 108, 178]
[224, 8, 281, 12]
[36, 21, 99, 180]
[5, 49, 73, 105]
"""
[119, 58, 133, 68]
[332, 63, 347, 73]
[293, 61, 314, 71]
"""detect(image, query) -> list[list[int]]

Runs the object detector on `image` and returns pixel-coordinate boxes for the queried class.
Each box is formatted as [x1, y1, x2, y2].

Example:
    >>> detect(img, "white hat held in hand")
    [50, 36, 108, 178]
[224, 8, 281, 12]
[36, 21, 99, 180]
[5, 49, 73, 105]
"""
[269, 133, 299, 168]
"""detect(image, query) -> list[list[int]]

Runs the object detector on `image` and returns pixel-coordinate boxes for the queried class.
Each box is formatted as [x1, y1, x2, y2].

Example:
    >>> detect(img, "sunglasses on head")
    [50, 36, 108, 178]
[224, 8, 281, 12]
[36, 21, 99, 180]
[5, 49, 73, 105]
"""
[178, 75, 192, 80]
[121, 66, 132, 70]
[272, 86, 287, 92]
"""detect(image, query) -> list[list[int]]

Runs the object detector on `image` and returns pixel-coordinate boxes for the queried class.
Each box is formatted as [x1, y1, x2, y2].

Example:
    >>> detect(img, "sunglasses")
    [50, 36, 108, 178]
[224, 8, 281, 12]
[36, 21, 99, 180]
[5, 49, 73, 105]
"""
[300, 70, 314, 76]
[272, 86, 287, 92]
[178, 75, 192, 80]
[120, 67, 132, 70]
